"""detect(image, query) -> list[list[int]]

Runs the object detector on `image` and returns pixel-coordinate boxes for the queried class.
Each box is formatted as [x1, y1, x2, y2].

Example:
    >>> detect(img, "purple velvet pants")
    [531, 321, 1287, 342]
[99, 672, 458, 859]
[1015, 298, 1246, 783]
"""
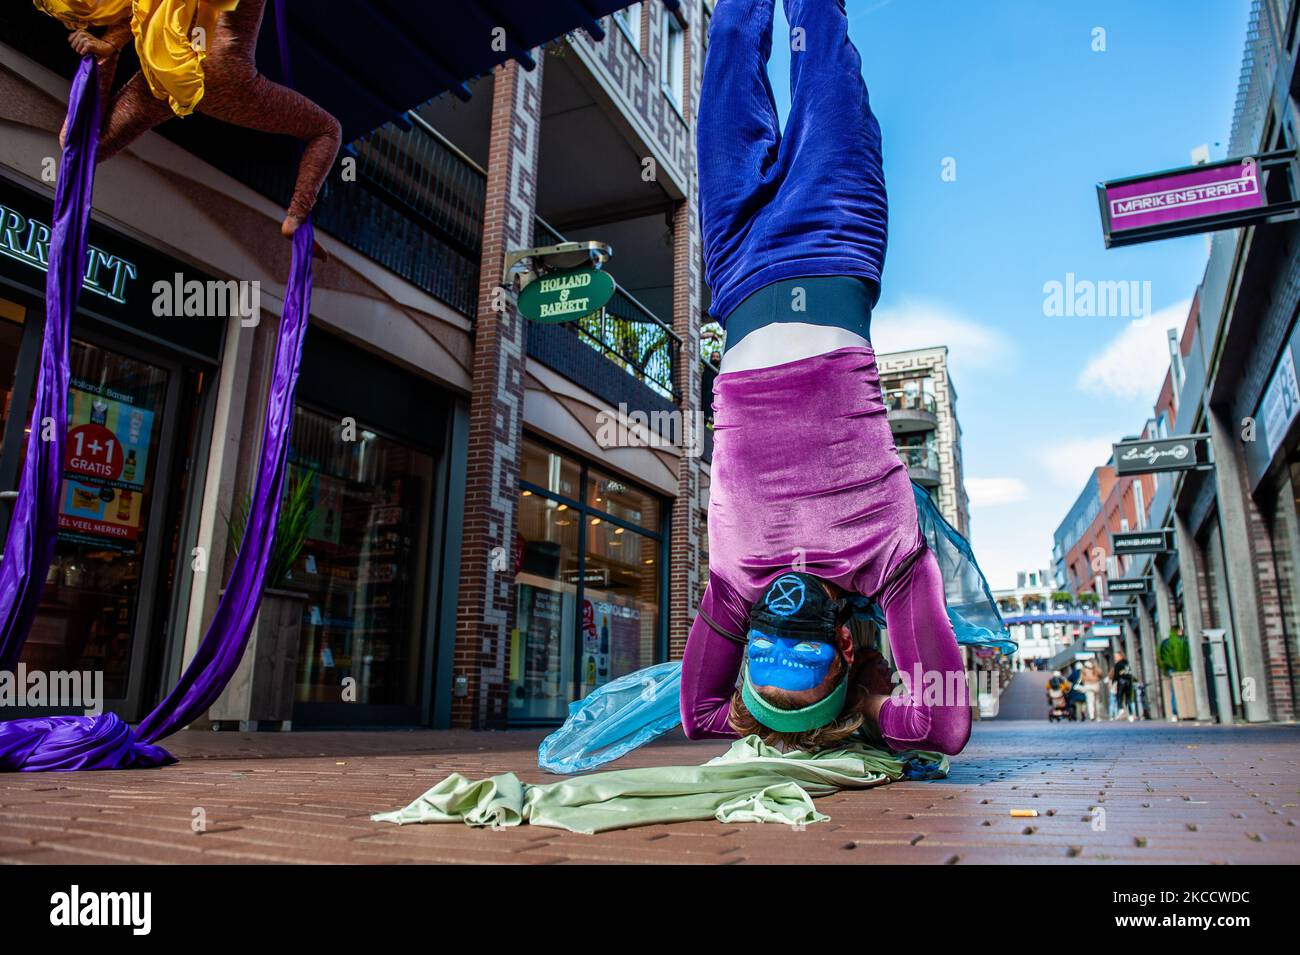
[681, 347, 971, 755]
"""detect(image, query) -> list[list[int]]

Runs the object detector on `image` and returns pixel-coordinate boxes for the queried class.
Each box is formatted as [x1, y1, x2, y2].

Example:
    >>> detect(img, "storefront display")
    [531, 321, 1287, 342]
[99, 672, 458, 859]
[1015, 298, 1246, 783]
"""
[30, 341, 168, 699]
[286, 405, 434, 714]
[0, 174, 227, 718]
[511, 437, 665, 724]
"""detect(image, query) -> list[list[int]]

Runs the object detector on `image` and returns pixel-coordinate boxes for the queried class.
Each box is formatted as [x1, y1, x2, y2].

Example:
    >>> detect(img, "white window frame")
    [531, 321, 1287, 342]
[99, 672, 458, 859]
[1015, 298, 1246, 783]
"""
[661, 12, 685, 114]
[614, 3, 643, 52]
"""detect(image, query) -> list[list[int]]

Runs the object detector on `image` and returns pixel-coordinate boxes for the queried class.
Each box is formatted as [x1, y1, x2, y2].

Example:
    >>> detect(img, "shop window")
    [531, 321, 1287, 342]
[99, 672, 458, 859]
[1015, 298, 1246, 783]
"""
[580, 515, 660, 696]
[0, 297, 25, 460]
[26, 340, 169, 699]
[512, 439, 665, 723]
[521, 437, 580, 502]
[286, 406, 434, 709]
[587, 465, 660, 531]
[511, 489, 581, 721]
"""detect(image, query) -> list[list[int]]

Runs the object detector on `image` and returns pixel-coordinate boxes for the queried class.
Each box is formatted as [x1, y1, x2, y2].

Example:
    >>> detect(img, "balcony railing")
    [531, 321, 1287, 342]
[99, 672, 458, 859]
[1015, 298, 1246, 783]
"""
[532, 218, 681, 400]
[315, 112, 486, 316]
[884, 390, 937, 415]
[900, 446, 940, 471]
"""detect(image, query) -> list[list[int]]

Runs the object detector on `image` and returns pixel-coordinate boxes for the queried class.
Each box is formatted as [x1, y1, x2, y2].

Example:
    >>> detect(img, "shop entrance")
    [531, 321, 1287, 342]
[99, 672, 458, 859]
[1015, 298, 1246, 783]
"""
[284, 326, 451, 726]
[0, 293, 207, 719]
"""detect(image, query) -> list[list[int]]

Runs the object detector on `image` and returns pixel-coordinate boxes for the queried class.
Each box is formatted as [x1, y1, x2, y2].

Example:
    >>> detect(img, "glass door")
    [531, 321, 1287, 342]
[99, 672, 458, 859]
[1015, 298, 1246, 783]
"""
[286, 405, 435, 722]
[18, 339, 171, 708]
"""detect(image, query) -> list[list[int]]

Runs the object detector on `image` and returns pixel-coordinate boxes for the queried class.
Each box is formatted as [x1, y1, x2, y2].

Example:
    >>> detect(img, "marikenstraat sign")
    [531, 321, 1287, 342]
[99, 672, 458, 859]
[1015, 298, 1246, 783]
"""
[1112, 528, 1174, 554]
[1113, 434, 1210, 475]
[1097, 149, 1300, 248]
[517, 267, 617, 324]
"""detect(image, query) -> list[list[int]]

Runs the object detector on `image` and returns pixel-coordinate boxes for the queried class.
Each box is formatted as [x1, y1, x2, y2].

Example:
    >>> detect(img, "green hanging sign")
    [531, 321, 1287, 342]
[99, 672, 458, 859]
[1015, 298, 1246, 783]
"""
[518, 267, 616, 323]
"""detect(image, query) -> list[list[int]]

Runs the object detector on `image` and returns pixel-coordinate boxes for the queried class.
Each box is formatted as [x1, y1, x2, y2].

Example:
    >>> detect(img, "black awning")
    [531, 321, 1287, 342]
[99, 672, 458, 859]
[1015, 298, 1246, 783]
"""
[263, 1, 681, 142]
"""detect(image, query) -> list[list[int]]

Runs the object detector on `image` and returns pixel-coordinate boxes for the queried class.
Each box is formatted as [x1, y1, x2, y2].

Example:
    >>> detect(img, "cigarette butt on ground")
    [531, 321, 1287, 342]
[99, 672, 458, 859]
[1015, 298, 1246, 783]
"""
[1010, 809, 1039, 818]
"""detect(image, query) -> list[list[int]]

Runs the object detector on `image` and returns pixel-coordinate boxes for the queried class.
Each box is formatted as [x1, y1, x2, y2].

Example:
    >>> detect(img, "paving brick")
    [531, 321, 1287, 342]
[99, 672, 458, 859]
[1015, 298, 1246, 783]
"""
[1, 721, 1298, 863]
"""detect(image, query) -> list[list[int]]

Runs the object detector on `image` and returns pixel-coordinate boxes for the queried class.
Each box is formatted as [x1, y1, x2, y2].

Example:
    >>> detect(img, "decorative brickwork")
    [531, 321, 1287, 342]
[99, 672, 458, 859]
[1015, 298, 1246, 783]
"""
[451, 59, 544, 729]
[573, 8, 694, 194]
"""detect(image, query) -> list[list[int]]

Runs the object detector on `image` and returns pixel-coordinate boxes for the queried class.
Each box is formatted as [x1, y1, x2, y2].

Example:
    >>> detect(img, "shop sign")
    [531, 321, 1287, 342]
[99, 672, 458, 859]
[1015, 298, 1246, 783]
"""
[1100, 606, 1135, 619]
[1261, 348, 1300, 458]
[517, 267, 616, 324]
[1113, 434, 1209, 475]
[1097, 150, 1299, 248]
[1111, 528, 1174, 554]
[0, 200, 137, 304]
[1108, 577, 1152, 594]
[1091, 625, 1121, 637]
[1084, 637, 1113, 649]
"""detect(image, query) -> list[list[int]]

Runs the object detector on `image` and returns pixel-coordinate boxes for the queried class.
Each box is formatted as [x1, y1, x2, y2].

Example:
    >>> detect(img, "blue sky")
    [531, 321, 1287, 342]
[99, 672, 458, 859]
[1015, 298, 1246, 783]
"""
[762, 0, 1250, 587]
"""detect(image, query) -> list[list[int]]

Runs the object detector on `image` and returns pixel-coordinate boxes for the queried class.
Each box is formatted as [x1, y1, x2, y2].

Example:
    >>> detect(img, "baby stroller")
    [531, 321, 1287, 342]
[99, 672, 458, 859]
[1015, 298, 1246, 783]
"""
[1046, 672, 1071, 722]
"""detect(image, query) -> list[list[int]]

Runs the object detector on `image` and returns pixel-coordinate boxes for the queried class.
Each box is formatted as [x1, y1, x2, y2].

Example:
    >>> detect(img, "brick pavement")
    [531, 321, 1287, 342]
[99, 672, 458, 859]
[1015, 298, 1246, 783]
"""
[0, 720, 1297, 864]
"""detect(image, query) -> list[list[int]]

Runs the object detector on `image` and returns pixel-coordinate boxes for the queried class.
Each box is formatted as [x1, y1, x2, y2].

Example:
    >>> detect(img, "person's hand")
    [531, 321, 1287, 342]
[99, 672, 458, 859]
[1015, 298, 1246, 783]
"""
[68, 29, 115, 60]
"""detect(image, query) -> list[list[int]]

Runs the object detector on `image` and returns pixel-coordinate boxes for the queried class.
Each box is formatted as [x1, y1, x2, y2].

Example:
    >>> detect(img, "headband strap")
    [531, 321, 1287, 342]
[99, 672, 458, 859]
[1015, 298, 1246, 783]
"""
[740, 662, 849, 733]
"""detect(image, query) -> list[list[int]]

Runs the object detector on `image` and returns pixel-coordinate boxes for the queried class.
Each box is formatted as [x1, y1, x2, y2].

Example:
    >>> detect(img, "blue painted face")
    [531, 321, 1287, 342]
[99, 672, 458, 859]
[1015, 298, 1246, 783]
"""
[746, 631, 838, 692]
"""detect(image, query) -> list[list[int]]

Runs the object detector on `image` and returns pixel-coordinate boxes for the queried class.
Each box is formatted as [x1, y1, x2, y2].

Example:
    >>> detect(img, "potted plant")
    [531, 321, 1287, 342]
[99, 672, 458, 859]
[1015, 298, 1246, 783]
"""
[210, 471, 315, 730]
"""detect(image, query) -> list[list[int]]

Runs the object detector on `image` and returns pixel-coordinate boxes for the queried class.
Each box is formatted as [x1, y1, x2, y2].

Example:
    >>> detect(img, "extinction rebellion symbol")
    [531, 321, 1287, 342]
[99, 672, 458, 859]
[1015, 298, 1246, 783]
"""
[766, 575, 807, 616]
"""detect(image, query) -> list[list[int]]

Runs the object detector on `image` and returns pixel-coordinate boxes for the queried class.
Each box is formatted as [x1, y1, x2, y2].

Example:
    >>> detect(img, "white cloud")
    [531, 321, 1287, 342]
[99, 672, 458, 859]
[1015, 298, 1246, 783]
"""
[1039, 435, 1115, 489]
[870, 299, 1009, 370]
[1076, 299, 1191, 401]
[966, 476, 1029, 507]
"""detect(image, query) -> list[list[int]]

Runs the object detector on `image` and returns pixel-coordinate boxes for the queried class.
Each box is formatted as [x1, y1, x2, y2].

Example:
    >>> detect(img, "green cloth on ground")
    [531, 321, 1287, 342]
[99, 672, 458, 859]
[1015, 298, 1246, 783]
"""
[371, 735, 948, 835]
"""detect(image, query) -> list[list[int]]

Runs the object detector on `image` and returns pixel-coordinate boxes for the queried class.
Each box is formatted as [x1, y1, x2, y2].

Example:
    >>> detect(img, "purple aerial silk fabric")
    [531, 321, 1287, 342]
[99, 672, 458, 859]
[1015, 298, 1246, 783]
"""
[0, 222, 313, 771]
[135, 221, 312, 745]
[0, 67, 313, 771]
[0, 56, 99, 674]
[0, 0, 315, 771]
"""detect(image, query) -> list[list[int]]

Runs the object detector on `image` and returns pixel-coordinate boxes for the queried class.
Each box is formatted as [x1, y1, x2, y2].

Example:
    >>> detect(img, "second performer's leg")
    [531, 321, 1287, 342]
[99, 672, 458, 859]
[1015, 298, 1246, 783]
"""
[96, 72, 174, 163]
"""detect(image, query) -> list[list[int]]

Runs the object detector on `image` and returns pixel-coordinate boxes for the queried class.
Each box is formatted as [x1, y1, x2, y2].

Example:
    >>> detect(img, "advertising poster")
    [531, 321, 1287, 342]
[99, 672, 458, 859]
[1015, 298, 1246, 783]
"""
[56, 380, 154, 551]
[304, 468, 344, 545]
[521, 585, 563, 703]
[607, 603, 643, 678]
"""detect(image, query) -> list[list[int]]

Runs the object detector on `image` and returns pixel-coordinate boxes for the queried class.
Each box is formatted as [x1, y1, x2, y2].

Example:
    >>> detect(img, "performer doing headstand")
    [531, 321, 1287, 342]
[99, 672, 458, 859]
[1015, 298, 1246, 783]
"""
[681, 0, 972, 755]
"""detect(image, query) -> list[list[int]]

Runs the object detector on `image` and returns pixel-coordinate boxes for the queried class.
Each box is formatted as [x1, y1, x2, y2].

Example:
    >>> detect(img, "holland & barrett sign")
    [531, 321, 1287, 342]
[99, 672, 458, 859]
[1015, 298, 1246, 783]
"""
[518, 268, 617, 324]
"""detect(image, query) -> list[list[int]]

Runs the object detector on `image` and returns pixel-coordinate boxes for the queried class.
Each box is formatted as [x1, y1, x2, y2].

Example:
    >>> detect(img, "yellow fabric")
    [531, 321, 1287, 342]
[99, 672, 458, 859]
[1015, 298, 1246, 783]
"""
[132, 0, 239, 117]
[35, 1, 241, 118]
[32, 0, 131, 30]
